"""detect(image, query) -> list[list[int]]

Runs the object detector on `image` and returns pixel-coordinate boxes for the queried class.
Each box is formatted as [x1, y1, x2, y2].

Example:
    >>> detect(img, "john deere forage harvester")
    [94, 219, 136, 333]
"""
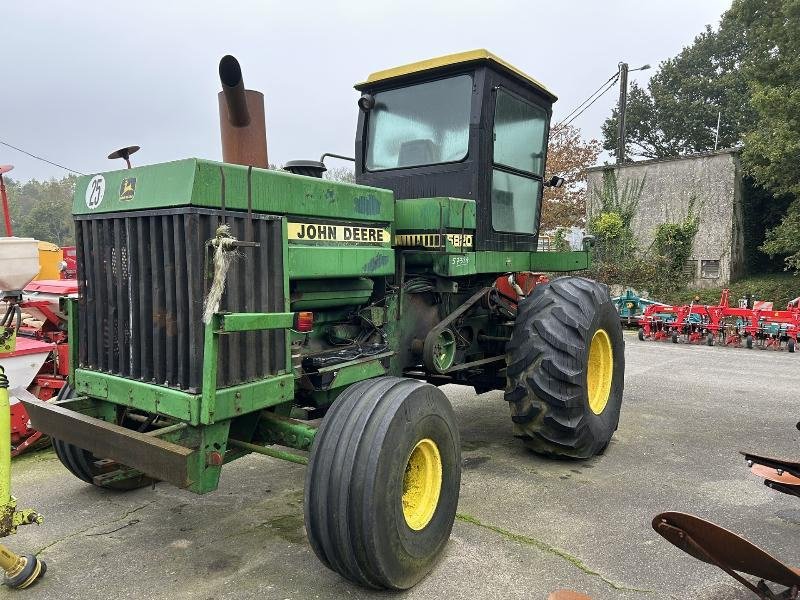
[23, 50, 625, 589]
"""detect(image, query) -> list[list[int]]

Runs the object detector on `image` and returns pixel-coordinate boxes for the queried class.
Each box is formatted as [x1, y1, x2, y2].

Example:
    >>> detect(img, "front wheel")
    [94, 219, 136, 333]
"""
[505, 277, 625, 459]
[304, 377, 461, 590]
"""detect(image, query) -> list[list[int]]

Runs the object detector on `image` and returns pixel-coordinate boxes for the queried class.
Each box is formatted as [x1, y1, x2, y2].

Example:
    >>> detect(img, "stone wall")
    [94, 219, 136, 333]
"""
[586, 149, 743, 288]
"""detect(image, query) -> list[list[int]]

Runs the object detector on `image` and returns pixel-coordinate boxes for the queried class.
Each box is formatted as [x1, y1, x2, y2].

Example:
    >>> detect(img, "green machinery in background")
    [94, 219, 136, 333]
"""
[612, 288, 667, 327]
[23, 50, 625, 590]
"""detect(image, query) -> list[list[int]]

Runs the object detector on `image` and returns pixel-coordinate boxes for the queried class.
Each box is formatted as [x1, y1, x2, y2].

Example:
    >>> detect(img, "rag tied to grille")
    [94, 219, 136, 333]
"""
[203, 224, 239, 324]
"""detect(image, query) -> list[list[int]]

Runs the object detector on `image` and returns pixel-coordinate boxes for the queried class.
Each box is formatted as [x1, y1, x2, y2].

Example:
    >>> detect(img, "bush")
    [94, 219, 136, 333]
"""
[664, 272, 800, 307]
[587, 171, 700, 299]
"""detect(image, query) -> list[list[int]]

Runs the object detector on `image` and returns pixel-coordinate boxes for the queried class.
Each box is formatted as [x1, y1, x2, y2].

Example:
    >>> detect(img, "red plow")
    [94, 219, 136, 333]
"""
[638, 289, 800, 351]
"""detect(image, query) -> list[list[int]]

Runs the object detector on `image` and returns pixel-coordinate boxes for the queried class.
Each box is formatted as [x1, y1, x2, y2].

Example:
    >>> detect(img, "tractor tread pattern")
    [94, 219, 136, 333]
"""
[304, 376, 458, 590]
[505, 277, 623, 458]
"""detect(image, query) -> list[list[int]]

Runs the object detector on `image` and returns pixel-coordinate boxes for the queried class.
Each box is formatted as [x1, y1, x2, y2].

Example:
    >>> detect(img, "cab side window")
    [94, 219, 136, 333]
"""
[491, 89, 547, 234]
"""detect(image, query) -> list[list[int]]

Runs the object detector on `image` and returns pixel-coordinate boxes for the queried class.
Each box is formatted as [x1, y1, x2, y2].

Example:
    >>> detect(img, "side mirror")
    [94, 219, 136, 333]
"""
[544, 175, 565, 188]
[358, 93, 375, 112]
[581, 235, 596, 250]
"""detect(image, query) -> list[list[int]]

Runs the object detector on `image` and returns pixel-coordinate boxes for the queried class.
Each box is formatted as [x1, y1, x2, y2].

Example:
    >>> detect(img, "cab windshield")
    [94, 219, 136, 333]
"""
[365, 75, 473, 171]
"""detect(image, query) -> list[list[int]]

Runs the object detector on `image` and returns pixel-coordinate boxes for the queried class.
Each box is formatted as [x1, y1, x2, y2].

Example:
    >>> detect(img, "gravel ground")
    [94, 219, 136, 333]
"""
[7, 332, 799, 599]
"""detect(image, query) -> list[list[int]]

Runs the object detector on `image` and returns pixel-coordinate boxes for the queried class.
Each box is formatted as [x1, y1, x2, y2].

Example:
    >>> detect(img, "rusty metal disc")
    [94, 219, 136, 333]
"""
[653, 511, 800, 588]
[742, 451, 800, 478]
[548, 591, 593, 600]
[107, 146, 140, 160]
[751, 463, 800, 486]
[0, 164, 14, 175]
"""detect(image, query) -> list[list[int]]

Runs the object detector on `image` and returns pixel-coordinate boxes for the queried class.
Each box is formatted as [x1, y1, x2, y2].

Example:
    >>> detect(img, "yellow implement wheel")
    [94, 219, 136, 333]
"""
[587, 329, 613, 415]
[402, 439, 442, 530]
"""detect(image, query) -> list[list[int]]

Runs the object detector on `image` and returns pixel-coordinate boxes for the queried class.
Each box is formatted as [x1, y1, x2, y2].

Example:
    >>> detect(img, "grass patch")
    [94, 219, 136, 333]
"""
[455, 513, 651, 593]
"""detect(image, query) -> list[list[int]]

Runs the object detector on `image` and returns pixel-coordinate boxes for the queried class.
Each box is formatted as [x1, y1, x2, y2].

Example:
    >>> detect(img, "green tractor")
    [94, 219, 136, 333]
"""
[23, 50, 624, 589]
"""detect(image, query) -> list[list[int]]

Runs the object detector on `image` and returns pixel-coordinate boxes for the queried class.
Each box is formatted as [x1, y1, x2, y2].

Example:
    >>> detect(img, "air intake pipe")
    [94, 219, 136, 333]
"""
[218, 55, 268, 168]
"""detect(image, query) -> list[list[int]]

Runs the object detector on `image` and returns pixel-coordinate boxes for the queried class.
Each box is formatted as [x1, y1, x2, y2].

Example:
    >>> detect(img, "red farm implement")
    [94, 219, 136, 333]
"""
[638, 289, 800, 351]
[3, 279, 76, 456]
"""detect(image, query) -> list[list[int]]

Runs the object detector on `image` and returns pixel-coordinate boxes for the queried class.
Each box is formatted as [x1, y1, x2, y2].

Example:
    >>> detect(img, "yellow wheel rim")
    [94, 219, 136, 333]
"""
[587, 329, 614, 415]
[402, 438, 442, 530]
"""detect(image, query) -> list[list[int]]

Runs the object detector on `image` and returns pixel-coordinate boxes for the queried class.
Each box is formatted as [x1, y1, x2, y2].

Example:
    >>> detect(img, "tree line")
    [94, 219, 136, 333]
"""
[3, 175, 76, 247]
[601, 0, 800, 271]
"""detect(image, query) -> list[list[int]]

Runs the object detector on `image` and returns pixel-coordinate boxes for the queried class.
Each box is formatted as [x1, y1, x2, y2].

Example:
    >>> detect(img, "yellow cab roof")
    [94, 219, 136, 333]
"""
[356, 49, 557, 101]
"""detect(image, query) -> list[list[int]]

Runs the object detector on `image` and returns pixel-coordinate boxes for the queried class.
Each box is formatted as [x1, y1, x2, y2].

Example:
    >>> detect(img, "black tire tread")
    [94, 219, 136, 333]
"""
[305, 376, 459, 589]
[504, 277, 624, 458]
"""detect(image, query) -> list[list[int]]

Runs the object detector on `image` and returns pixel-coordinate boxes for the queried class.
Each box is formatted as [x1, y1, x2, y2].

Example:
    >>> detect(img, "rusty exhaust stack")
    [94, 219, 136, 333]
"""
[218, 55, 268, 168]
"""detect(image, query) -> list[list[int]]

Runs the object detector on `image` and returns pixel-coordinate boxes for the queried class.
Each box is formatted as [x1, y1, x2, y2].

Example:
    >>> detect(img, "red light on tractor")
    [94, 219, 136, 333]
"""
[294, 311, 314, 332]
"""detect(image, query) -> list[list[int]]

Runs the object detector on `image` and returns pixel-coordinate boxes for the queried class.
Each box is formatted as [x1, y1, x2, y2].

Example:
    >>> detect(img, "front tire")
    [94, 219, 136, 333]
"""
[304, 377, 460, 589]
[505, 277, 625, 459]
[51, 385, 153, 491]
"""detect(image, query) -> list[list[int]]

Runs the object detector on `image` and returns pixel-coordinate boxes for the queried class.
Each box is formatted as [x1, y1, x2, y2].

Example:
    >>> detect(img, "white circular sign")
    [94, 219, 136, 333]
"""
[85, 175, 106, 209]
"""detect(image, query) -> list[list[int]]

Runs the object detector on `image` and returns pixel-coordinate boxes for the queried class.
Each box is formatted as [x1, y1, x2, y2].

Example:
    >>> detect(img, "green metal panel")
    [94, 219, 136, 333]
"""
[185, 421, 231, 494]
[257, 412, 317, 451]
[421, 250, 591, 276]
[529, 250, 591, 271]
[73, 159, 394, 222]
[74, 369, 200, 424]
[319, 356, 389, 390]
[218, 312, 295, 332]
[288, 246, 395, 279]
[394, 197, 476, 230]
[211, 374, 294, 422]
[64, 297, 78, 385]
[74, 368, 294, 426]
[291, 279, 374, 310]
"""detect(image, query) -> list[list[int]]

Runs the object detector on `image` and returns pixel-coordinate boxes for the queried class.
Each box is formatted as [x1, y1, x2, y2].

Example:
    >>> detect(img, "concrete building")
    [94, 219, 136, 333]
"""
[586, 149, 744, 288]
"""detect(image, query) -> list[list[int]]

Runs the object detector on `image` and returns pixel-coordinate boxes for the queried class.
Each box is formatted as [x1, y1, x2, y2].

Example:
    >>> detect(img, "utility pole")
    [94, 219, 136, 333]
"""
[616, 62, 629, 165]
[615, 62, 650, 164]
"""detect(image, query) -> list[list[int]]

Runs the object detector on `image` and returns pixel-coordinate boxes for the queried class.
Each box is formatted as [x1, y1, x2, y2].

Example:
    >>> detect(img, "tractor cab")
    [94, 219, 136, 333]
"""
[354, 49, 557, 251]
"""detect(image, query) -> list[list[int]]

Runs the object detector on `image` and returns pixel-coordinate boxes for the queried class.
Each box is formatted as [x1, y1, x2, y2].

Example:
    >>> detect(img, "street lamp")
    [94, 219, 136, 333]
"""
[616, 63, 651, 164]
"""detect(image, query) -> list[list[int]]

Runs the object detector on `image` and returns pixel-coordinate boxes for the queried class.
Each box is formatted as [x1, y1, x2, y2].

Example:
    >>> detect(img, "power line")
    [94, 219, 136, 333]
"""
[552, 72, 619, 132]
[0, 139, 85, 176]
[552, 75, 620, 132]
[557, 72, 619, 124]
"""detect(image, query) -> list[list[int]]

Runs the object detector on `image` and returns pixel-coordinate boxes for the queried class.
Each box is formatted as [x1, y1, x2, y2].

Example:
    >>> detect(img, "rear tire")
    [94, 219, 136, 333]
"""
[637, 328, 645, 341]
[789, 339, 796, 353]
[671, 332, 679, 343]
[304, 376, 460, 589]
[505, 277, 625, 459]
[51, 385, 153, 491]
[746, 334, 753, 349]
[706, 333, 714, 346]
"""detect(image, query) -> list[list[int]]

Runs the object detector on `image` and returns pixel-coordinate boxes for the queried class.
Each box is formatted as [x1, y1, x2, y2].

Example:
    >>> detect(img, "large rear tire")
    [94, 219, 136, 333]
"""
[304, 376, 460, 590]
[505, 277, 625, 458]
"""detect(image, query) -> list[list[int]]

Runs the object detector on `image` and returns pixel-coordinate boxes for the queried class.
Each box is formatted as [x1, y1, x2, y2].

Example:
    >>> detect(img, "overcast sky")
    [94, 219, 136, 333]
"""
[2, 0, 731, 183]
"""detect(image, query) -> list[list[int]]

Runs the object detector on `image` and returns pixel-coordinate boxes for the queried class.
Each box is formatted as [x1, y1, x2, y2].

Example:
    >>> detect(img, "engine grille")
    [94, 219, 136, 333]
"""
[76, 207, 286, 393]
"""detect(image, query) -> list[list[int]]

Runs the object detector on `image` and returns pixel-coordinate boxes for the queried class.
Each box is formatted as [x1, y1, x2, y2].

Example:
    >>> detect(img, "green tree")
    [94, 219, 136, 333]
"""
[729, 0, 800, 198]
[541, 124, 601, 230]
[3, 175, 76, 246]
[602, 24, 755, 159]
[729, 0, 800, 269]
